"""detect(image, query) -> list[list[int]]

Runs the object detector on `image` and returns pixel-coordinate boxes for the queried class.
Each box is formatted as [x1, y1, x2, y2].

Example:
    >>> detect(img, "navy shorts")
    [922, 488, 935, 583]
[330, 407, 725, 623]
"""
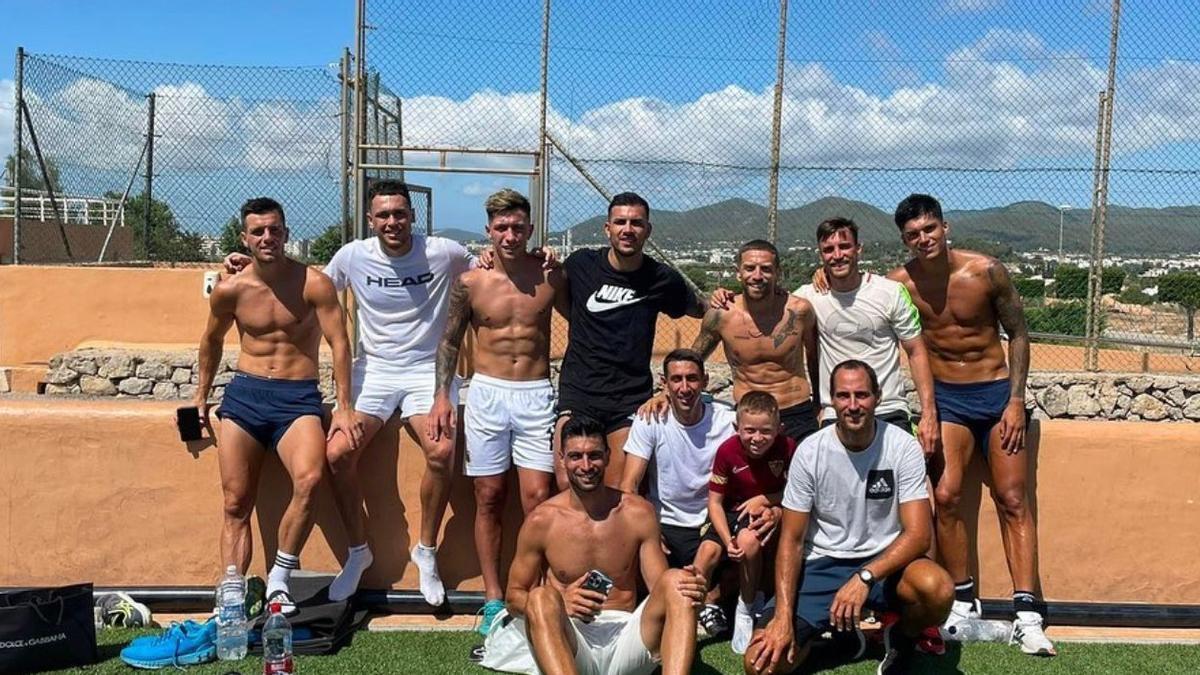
[555, 395, 636, 435]
[934, 379, 1025, 455]
[757, 555, 902, 635]
[779, 400, 819, 444]
[216, 372, 324, 451]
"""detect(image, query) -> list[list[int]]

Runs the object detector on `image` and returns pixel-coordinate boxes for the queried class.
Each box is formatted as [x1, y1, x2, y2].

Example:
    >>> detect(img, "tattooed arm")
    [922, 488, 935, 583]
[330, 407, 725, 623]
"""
[988, 259, 1030, 454]
[691, 307, 724, 360]
[428, 276, 472, 442]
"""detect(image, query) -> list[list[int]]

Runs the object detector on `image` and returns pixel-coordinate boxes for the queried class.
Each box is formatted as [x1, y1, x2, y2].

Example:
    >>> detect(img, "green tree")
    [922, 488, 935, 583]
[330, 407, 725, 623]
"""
[108, 191, 206, 262]
[4, 149, 62, 193]
[1054, 265, 1125, 299]
[217, 216, 244, 256]
[309, 225, 343, 265]
[1013, 276, 1045, 301]
[1158, 272, 1200, 341]
[1025, 301, 1091, 337]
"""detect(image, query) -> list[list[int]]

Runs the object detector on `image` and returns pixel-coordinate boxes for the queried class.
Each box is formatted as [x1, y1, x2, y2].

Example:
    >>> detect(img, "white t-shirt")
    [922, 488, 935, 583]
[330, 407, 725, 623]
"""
[623, 401, 737, 528]
[796, 273, 922, 420]
[324, 235, 472, 369]
[782, 422, 928, 560]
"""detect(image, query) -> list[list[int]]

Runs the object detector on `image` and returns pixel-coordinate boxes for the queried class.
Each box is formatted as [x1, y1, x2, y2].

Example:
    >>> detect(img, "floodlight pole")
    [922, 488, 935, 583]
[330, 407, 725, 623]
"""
[143, 93, 156, 260]
[766, 0, 789, 245]
[12, 47, 24, 263]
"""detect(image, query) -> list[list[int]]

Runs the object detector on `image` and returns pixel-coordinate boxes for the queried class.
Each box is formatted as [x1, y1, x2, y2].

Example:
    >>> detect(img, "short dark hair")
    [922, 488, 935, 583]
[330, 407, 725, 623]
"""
[663, 348, 705, 376]
[607, 192, 650, 220]
[561, 416, 608, 451]
[816, 217, 858, 244]
[366, 179, 412, 213]
[737, 239, 779, 265]
[737, 390, 779, 419]
[894, 193, 943, 230]
[240, 197, 285, 229]
[830, 359, 881, 397]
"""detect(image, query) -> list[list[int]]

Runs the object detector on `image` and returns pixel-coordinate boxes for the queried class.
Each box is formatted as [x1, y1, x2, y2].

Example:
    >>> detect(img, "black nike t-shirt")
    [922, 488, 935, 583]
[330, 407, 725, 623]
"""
[560, 247, 693, 413]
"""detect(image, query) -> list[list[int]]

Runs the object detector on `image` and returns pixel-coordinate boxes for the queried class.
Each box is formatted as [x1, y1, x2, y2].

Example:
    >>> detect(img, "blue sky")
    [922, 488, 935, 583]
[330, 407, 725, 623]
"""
[4, 1, 1200, 242]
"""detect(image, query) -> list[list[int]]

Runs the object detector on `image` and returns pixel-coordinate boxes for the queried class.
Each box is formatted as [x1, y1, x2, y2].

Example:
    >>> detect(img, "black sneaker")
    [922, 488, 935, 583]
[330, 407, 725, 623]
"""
[698, 604, 729, 637]
[468, 643, 487, 663]
[878, 621, 916, 675]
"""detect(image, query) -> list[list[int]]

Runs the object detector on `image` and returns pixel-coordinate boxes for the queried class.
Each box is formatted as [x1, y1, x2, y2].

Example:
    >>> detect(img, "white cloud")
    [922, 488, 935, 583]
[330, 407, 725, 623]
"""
[0, 80, 13, 166]
[942, 0, 1004, 13]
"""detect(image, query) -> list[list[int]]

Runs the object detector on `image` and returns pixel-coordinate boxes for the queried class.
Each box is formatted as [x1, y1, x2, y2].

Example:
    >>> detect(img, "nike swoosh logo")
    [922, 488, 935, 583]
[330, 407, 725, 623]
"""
[732, 465, 750, 474]
[585, 292, 645, 313]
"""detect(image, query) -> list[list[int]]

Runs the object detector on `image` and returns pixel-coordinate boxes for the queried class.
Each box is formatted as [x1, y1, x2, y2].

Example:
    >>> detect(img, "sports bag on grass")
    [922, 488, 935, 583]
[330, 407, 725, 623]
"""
[0, 583, 98, 673]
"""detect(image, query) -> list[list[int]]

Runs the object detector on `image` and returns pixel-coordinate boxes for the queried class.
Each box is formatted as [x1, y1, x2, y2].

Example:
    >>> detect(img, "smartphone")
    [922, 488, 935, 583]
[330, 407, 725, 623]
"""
[176, 406, 202, 442]
[581, 569, 614, 597]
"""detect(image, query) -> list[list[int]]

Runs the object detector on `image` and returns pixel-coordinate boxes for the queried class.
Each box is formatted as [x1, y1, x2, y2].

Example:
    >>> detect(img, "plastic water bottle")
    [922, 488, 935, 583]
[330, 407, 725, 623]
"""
[950, 617, 1013, 643]
[216, 565, 248, 660]
[262, 602, 294, 674]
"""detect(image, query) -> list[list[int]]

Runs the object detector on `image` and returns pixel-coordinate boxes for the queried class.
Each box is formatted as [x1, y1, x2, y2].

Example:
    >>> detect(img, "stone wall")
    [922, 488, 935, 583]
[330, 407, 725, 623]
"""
[38, 348, 1200, 422]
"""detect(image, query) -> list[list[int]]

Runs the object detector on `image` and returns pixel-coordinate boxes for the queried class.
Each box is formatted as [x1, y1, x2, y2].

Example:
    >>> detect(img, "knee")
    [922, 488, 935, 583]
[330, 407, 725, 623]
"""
[474, 481, 506, 514]
[526, 586, 565, 622]
[222, 491, 254, 523]
[992, 485, 1029, 520]
[424, 441, 455, 475]
[656, 568, 693, 608]
[916, 569, 955, 619]
[737, 530, 762, 558]
[521, 484, 551, 508]
[933, 483, 962, 513]
[326, 439, 356, 474]
[294, 467, 324, 498]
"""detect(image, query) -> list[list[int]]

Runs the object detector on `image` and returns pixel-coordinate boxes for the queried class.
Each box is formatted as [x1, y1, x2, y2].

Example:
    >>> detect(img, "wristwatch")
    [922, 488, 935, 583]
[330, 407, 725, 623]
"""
[856, 568, 876, 587]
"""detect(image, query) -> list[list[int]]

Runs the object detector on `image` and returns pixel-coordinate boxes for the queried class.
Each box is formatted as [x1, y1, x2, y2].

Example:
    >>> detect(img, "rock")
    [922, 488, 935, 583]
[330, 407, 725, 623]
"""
[67, 356, 99, 375]
[99, 354, 135, 379]
[49, 354, 64, 369]
[45, 366, 79, 385]
[1097, 380, 1120, 415]
[1028, 373, 1053, 388]
[136, 360, 172, 381]
[1066, 385, 1100, 417]
[1118, 384, 1133, 397]
[1128, 393, 1168, 421]
[152, 382, 178, 399]
[171, 368, 192, 384]
[169, 352, 196, 368]
[213, 372, 235, 386]
[1183, 395, 1200, 421]
[45, 383, 80, 395]
[1153, 376, 1179, 390]
[1166, 386, 1187, 406]
[117, 377, 153, 395]
[1038, 385, 1069, 418]
[1125, 376, 1154, 394]
[177, 384, 198, 400]
[1031, 408, 1050, 421]
[79, 375, 118, 396]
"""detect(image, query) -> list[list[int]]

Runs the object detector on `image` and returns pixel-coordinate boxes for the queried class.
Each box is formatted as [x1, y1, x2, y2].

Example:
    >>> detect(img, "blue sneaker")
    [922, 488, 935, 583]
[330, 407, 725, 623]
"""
[120, 618, 217, 669]
[477, 599, 506, 637]
[127, 619, 206, 647]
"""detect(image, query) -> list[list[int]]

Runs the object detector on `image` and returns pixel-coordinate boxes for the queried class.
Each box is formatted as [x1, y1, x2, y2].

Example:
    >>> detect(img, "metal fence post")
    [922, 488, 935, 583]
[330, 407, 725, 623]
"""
[339, 49, 352, 246]
[536, 0, 552, 248]
[143, 92, 156, 260]
[12, 47, 24, 264]
[354, 0, 367, 240]
[766, 0, 788, 245]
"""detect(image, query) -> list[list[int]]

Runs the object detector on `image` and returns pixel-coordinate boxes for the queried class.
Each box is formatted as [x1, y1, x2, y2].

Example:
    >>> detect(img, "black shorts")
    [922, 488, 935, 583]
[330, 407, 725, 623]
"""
[661, 523, 705, 568]
[756, 555, 906, 636]
[819, 410, 913, 435]
[780, 400, 819, 444]
[699, 507, 746, 547]
[555, 394, 637, 435]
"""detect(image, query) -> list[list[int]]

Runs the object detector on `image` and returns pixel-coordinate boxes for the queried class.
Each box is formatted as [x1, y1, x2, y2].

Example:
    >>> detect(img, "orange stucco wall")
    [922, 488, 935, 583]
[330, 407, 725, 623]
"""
[1, 397, 1197, 604]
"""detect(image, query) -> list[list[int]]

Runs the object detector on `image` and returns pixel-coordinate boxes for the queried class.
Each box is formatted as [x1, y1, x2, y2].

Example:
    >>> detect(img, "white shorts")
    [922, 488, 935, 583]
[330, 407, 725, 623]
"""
[350, 359, 460, 422]
[464, 373, 555, 477]
[481, 598, 657, 675]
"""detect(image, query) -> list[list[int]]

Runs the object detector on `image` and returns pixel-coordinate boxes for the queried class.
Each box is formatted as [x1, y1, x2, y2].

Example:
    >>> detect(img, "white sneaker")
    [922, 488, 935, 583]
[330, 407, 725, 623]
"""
[939, 598, 981, 641]
[731, 598, 754, 655]
[1011, 611, 1057, 656]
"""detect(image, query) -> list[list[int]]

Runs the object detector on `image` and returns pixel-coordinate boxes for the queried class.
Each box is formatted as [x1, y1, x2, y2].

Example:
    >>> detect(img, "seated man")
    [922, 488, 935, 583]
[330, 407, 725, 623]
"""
[619, 348, 737, 636]
[481, 417, 706, 675]
[706, 391, 796, 654]
[194, 197, 358, 613]
[746, 360, 953, 675]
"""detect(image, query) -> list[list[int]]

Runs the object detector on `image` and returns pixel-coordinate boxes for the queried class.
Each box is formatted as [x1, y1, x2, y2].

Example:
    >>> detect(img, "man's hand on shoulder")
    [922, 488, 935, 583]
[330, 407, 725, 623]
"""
[635, 391, 669, 422]
[223, 252, 251, 275]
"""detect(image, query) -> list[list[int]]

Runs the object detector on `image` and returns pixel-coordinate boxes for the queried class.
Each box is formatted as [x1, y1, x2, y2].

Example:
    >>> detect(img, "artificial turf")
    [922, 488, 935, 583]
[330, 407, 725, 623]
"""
[48, 627, 1200, 674]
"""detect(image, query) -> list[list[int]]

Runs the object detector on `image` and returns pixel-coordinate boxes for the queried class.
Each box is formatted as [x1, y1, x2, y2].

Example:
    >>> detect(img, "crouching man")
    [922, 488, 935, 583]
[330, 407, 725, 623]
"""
[746, 360, 953, 675]
[481, 416, 705, 675]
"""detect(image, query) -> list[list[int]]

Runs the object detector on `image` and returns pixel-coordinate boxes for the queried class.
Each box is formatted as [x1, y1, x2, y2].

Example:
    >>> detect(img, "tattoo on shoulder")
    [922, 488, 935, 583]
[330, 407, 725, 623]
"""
[774, 308, 801, 348]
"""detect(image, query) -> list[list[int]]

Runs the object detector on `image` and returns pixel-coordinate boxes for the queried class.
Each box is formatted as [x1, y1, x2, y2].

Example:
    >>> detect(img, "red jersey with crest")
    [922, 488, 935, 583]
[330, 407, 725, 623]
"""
[708, 433, 797, 509]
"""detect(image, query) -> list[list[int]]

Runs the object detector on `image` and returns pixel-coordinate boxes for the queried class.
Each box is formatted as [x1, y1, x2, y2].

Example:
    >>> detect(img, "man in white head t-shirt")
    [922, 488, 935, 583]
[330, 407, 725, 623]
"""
[620, 349, 738, 636]
[745, 360, 952, 675]
[795, 217, 939, 457]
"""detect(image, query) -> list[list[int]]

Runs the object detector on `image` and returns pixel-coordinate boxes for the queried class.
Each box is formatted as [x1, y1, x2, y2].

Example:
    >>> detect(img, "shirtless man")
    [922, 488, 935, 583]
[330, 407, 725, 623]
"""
[888, 194, 1054, 656]
[481, 416, 706, 675]
[194, 197, 359, 612]
[429, 189, 566, 637]
[670, 240, 819, 444]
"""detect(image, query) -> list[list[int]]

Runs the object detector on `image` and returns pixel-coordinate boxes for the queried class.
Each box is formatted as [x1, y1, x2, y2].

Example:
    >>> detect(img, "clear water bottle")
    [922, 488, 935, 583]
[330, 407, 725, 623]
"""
[216, 565, 248, 660]
[951, 617, 1013, 643]
[262, 602, 294, 674]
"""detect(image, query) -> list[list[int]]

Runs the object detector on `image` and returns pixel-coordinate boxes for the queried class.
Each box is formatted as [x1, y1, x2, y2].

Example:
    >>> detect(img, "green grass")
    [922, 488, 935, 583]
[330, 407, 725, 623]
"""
[47, 627, 1200, 674]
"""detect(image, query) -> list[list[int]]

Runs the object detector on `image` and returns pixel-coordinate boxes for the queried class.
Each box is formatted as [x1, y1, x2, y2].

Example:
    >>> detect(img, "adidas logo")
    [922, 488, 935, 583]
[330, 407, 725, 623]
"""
[868, 477, 890, 495]
[865, 469, 894, 500]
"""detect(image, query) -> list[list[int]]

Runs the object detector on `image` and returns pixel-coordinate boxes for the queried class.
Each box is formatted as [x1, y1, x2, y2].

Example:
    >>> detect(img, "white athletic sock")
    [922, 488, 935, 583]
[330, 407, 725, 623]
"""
[329, 544, 373, 602]
[410, 544, 446, 606]
[267, 551, 300, 599]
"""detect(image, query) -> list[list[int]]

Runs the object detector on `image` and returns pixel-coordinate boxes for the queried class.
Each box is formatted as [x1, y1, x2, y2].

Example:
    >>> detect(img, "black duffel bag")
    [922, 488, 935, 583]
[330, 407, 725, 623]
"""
[0, 583, 97, 673]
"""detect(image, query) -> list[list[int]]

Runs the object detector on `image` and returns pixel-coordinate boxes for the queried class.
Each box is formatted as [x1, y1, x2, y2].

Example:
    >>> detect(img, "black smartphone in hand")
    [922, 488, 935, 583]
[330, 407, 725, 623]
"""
[582, 569, 614, 597]
[176, 406, 202, 442]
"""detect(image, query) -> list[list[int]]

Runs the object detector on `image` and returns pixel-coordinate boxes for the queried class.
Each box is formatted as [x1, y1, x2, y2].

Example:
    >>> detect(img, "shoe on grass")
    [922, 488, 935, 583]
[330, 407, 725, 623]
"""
[1011, 611, 1057, 656]
[120, 618, 217, 669]
[478, 598, 505, 637]
[97, 592, 152, 628]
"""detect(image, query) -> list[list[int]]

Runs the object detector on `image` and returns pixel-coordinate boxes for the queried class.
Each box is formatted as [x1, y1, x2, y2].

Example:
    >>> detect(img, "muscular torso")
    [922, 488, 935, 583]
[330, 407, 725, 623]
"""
[891, 250, 1009, 383]
[538, 493, 650, 613]
[464, 259, 561, 381]
[718, 295, 813, 407]
[227, 261, 322, 380]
